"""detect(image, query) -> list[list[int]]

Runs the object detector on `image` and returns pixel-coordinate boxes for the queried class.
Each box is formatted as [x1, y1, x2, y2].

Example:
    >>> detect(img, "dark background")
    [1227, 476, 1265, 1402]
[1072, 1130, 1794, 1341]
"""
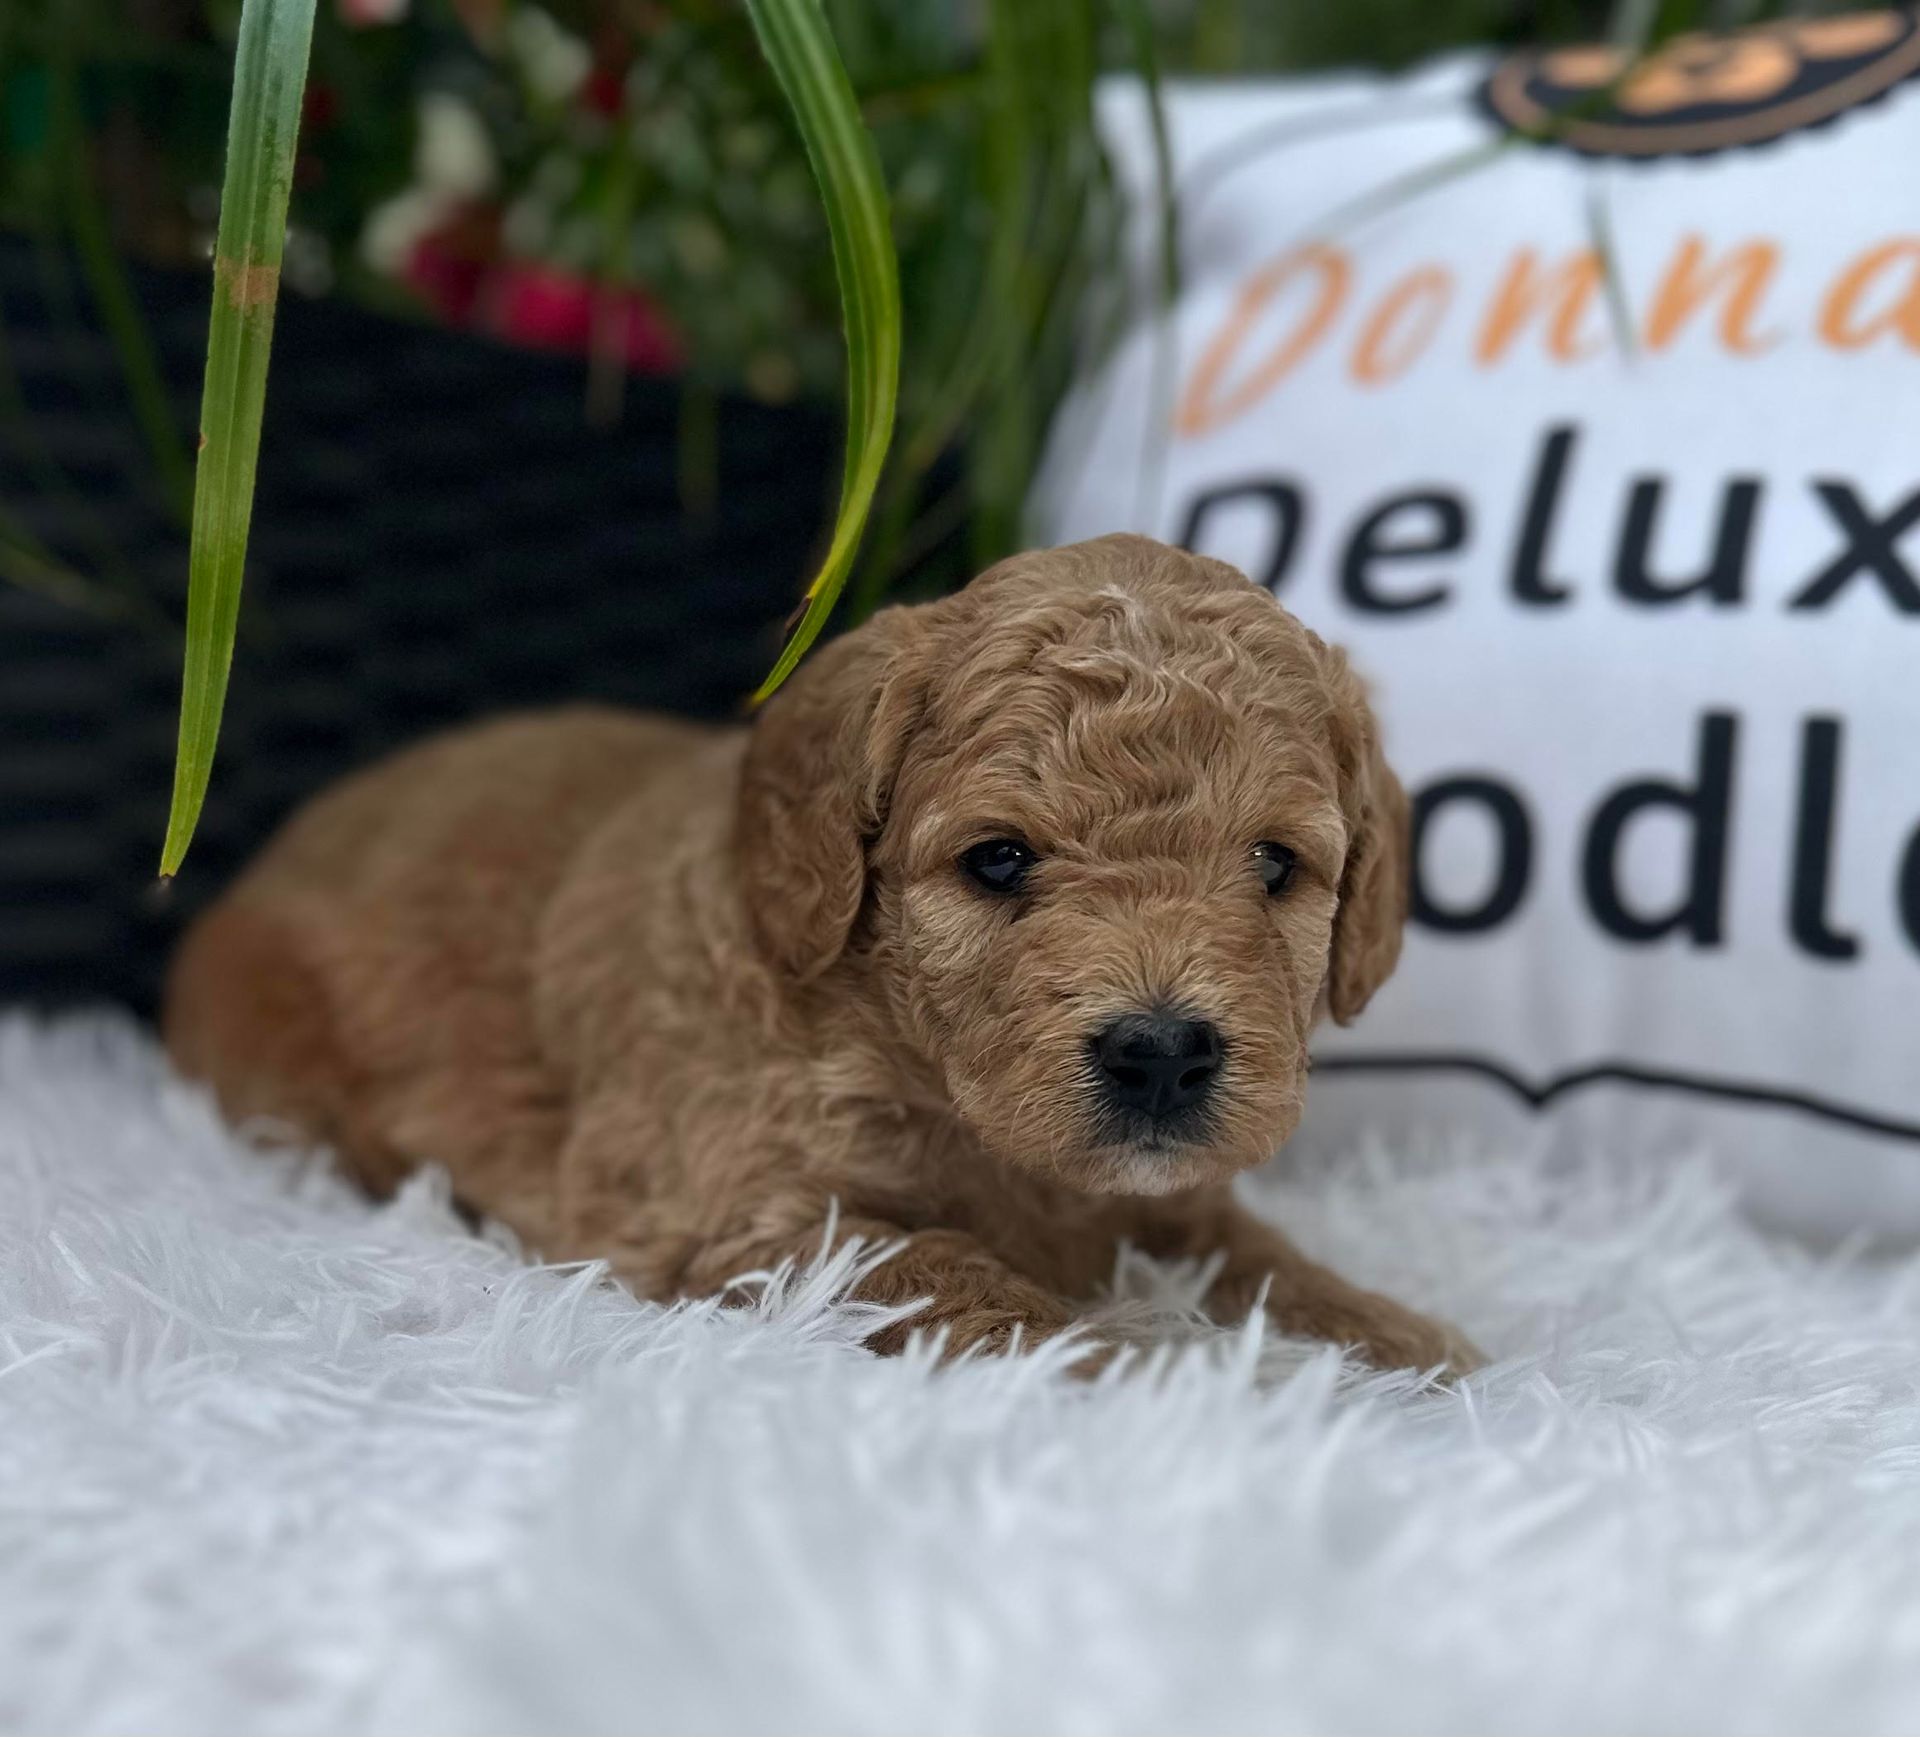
[0, 238, 833, 1011]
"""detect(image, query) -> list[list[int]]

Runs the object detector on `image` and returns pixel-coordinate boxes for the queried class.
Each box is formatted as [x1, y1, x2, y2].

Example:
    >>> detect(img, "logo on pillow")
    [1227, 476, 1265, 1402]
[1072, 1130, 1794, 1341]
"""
[1480, 10, 1920, 158]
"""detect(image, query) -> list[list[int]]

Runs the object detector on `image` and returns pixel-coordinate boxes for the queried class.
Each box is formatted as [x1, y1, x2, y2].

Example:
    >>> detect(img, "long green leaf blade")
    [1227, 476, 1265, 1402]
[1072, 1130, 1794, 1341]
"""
[746, 0, 901, 703]
[159, 0, 317, 877]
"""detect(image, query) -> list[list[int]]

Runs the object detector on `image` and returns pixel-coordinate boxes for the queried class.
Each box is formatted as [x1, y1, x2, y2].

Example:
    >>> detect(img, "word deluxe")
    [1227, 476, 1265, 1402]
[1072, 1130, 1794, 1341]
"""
[1177, 424, 1920, 615]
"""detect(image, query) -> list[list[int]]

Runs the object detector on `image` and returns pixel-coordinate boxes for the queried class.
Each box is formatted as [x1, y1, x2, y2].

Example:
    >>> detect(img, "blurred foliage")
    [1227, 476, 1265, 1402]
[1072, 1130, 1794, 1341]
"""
[0, 0, 1883, 613]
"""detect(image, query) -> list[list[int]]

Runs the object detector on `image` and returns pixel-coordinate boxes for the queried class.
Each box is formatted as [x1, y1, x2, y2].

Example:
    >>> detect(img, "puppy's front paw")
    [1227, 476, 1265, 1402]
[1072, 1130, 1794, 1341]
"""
[1287, 1290, 1483, 1379]
[921, 1312, 1131, 1380]
[871, 1300, 1077, 1363]
[1344, 1297, 1482, 1379]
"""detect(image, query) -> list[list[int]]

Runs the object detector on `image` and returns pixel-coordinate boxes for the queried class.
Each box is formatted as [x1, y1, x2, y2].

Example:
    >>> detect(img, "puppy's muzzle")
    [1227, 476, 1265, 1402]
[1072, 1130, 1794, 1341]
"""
[1090, 1011, 1223, 1126]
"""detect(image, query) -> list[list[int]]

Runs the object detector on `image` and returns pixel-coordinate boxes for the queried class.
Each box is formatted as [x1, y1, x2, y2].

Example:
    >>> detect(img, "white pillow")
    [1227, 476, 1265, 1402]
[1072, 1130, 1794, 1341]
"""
[1033, 16, 1920, 1241]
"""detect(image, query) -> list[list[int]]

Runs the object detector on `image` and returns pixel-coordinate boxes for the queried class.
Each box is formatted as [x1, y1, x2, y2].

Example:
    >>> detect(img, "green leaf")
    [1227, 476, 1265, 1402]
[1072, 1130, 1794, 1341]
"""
[745, 0, 901, 703]
[1116, 0, 1180, 311]
[1116, 0, 1182, 544]
[159, 0, 317, 877]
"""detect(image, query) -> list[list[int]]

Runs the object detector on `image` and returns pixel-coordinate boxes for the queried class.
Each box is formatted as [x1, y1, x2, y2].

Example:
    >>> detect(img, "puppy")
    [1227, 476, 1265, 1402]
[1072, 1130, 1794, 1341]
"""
[166, 534, 1475, 1373]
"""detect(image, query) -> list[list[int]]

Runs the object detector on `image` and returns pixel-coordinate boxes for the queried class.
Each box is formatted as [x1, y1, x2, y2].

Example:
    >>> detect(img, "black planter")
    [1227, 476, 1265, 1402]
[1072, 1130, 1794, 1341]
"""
[0, 238, 837, 1015]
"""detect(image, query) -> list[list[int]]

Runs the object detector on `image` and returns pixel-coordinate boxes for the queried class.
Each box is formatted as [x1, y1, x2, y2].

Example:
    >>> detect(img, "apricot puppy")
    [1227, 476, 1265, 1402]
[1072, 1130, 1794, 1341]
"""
[167, 534, 1475, 1373]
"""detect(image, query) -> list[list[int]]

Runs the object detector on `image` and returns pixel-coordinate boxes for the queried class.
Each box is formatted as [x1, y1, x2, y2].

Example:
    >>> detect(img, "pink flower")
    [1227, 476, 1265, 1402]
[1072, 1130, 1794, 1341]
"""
[401, 224, 683, 376]
[338, 0, 408, 26]
[480, 262, 683, 374]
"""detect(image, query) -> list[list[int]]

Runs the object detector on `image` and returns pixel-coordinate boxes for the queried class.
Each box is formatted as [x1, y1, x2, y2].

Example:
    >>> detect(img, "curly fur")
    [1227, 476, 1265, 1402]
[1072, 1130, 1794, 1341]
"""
[165, 535, 1472, 1371]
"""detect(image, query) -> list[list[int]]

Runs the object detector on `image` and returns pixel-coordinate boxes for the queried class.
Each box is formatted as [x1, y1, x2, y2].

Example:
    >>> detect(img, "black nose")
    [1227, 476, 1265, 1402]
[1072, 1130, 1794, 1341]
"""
[1091, 1013, 1224, 1121]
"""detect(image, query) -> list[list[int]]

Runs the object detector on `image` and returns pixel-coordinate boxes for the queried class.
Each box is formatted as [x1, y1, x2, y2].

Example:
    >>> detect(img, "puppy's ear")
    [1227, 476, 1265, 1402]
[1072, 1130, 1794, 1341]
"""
[735, 608, 924, 979]
[1324, 653, 1411, 1025]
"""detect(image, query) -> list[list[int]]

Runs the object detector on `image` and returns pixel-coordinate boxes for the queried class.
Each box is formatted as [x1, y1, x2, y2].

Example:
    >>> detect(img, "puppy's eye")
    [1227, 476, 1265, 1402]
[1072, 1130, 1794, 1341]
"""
[1251, 841, 1298, 896]
[960, 838, 1037, 894]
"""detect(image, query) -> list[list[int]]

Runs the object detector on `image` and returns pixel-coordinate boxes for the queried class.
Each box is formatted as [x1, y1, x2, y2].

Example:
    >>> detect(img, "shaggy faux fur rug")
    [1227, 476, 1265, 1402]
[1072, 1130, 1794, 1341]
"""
[5, 1016, 1920, 1735]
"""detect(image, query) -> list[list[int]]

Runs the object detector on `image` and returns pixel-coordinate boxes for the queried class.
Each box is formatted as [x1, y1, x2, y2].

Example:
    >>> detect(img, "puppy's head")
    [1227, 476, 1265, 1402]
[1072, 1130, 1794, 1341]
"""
[735, 534, 1407, 1195]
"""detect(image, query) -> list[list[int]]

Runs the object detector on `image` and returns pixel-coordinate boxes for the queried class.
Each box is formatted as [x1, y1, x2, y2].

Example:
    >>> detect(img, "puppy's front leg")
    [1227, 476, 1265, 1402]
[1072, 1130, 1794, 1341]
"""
[687, 1214, 1093, 1362]
[553, 1098, 1095, 1364]
[1190, 1202, 1481, 1377]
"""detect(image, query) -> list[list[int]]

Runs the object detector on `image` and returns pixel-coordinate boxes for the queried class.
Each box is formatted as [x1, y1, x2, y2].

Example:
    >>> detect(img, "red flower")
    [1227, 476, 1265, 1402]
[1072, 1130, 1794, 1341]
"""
[481, 262, 683, 374]
[581, 67, 625, 118]
[302, 84, 339, 130]
[338, 0, 408, 25]
[402, 220, 683, 376]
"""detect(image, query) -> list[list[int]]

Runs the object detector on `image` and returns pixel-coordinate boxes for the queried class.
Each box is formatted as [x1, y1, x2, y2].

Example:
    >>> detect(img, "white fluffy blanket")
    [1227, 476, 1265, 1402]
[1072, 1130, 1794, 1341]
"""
[5, 1015, 1920, 1735]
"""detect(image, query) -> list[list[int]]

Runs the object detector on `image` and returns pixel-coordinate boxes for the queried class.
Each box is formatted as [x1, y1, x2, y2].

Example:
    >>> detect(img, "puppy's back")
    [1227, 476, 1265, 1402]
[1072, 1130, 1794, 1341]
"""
[166, 706, 719, 1201]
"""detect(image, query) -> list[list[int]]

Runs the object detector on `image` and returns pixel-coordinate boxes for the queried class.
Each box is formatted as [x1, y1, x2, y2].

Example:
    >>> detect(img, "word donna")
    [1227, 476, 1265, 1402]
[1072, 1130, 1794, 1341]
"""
[1176, 233, 1920, 434]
